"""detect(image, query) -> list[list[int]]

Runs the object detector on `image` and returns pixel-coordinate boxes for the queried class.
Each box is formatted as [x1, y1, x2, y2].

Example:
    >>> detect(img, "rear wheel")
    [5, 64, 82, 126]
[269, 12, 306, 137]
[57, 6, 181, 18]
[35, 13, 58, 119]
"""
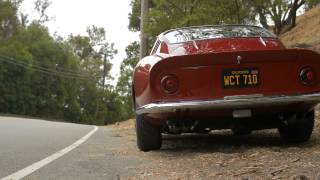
[278, 110, 314, 143]
[135, 115, 162, 151]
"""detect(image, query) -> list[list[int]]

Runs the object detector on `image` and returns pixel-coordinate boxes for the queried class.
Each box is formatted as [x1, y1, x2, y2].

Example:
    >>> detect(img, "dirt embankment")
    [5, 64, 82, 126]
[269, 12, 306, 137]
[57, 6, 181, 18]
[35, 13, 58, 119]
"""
[280, 5, 320, 52]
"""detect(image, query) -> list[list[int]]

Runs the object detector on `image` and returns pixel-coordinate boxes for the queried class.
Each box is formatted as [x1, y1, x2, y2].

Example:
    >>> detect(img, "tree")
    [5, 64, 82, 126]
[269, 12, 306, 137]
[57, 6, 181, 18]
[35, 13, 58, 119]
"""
[0, 0, 20, 41]
[0, 0, 122, 125]
[116, 42, 140, 119]
[249, 0, 307, 35]
[129, 0, 255, 50]
[0, 22, 82, 119]
[140, 0, 149, 59]
[68, 26, 118, 124]
[34, 0, 52, 24]
[68, 25, 117, 89]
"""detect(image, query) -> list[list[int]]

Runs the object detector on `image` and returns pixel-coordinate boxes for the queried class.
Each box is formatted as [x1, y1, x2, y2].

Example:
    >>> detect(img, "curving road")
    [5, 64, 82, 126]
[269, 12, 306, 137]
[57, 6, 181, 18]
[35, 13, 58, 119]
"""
[0, 116, 96, 179]
[1, 116, 320, 179]
[0, 116, 142, 180]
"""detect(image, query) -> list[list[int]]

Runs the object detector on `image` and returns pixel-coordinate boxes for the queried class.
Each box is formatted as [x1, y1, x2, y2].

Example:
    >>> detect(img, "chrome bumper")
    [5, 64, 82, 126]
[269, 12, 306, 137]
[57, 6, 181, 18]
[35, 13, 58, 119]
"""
[136, 93, 320, 115]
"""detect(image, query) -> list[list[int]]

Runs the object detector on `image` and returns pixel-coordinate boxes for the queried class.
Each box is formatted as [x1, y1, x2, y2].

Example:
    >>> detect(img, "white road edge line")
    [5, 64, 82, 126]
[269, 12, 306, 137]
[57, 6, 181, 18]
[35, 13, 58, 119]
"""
[1, 126, 99, 180]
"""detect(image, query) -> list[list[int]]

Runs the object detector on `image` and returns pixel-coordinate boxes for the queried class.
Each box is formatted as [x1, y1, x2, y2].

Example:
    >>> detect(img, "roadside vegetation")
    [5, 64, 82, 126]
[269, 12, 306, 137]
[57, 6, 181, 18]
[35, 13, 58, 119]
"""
[0, 0, 319, 125]
[0, 0, 125, 125]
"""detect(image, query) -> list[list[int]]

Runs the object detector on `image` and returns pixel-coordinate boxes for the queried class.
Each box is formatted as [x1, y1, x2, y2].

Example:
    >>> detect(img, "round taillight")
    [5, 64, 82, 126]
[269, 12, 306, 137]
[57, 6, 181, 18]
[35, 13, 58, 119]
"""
[161, 75, 179, 94]
[300, 67, 316, 85]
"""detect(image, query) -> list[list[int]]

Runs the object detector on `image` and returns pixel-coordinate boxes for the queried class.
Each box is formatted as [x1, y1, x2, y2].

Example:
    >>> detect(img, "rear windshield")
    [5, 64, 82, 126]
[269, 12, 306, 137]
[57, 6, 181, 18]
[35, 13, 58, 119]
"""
[164, 25, 277, 44]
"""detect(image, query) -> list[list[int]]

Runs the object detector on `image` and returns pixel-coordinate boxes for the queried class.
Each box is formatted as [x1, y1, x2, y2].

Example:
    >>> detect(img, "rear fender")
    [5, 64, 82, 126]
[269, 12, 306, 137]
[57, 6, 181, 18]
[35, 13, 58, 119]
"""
[133, 55, 162, 108]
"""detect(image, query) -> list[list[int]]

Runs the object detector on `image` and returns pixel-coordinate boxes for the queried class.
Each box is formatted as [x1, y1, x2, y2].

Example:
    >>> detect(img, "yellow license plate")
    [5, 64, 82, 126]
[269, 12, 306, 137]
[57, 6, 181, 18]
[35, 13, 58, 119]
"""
[222, 68, 259, 88]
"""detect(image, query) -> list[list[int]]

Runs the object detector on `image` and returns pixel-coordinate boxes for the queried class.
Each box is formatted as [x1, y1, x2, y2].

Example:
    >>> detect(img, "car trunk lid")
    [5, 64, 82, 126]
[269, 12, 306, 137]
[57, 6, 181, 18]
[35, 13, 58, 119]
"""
[150, 49, 320, 102]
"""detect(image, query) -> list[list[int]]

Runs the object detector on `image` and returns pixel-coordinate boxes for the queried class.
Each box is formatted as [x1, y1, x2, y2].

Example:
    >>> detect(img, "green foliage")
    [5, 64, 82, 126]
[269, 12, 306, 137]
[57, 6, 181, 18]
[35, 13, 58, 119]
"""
[249, 0, 309, 34]
[129, 0, 255, 39]
[0, 0, 20, 40]
[128, 0, 141, 32]
[116, 42, 140, 119]
[68, 25, 117, 86]
[0, 1, 123, 125]
[129, 0, 313, 38]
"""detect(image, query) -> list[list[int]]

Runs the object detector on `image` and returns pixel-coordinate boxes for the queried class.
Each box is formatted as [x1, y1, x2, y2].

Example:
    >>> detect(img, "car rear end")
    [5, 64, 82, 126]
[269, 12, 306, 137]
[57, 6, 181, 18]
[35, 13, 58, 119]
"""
[134, 25, 320, 151]
[138, 48, 320, 117]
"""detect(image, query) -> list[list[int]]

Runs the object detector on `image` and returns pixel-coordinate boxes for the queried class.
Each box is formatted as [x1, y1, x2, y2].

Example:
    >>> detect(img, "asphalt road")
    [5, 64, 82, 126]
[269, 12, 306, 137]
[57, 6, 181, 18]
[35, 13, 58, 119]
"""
[0, 116, 143, 180]
[1, 116, 320, 179]
[0, 116, 97, 179]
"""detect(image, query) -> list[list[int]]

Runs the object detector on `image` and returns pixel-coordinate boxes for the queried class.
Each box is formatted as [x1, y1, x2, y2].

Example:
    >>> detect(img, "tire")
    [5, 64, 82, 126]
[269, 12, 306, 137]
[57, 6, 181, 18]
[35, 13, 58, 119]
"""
[278, 110, 314, 143]
[135, 114, 162, 151]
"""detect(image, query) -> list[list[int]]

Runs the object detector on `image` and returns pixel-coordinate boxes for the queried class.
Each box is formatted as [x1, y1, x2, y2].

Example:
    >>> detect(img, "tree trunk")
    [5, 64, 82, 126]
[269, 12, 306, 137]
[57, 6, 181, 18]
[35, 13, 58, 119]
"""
[234, 0, 241, 24]
[140, 0, 149, 60]
[281, 0, 305, 34]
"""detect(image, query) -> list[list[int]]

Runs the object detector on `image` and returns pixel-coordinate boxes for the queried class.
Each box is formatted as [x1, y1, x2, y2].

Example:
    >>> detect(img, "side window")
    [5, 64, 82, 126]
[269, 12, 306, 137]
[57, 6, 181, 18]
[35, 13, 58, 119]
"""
[150, 40, 161, 55]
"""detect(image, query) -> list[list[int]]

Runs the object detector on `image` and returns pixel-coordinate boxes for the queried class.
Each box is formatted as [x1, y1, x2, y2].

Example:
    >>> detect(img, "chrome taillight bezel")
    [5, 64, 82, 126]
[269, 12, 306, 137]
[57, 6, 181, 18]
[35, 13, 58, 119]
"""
[160, 75, 179, 95]
[299, 67, 316, 85]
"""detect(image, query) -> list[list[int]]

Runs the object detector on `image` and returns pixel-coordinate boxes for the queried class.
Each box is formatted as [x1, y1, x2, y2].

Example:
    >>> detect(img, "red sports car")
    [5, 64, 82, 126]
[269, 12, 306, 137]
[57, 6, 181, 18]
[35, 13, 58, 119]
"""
[132, 25, 320, 151]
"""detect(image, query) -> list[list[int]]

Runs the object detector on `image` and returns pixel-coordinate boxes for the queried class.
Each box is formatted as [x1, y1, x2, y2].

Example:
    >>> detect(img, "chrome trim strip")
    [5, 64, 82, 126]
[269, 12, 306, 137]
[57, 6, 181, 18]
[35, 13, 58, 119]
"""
[224, 94, 264, 100]
[136, 93, 320, 115]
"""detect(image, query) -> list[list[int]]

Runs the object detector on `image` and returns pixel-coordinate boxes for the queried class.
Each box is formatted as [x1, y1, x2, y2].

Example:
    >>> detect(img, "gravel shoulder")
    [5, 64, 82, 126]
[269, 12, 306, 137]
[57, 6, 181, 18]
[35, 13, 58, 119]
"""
[22, 110, 320, 179]
[112, 111, 320, 179]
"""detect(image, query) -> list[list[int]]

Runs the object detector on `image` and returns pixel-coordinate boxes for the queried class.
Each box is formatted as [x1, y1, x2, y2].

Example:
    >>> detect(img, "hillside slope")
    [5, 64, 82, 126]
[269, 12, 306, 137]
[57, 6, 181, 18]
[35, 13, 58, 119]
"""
[280, 5, 320, 52]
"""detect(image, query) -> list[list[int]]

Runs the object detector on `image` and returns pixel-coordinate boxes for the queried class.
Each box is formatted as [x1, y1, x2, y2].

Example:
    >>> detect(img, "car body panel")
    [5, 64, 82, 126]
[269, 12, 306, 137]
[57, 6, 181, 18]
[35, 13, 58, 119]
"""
[133, 25, 320, 126]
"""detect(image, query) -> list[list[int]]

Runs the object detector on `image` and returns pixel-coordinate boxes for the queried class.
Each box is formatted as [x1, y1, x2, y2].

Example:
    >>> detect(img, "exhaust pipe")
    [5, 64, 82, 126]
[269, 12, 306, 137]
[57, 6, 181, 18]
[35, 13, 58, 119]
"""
[166, 120, 199, 134]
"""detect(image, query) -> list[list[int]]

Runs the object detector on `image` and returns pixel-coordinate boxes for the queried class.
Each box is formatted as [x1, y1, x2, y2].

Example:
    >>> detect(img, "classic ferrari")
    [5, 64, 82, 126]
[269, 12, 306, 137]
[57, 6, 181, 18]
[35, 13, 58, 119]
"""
[132, 25, 320, 151]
